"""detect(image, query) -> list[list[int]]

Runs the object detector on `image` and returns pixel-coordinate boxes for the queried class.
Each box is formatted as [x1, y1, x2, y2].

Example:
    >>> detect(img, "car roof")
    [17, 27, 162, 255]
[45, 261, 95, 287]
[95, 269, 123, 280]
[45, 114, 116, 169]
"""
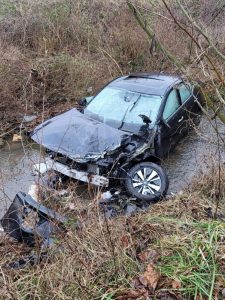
[109, 72, 182, 96]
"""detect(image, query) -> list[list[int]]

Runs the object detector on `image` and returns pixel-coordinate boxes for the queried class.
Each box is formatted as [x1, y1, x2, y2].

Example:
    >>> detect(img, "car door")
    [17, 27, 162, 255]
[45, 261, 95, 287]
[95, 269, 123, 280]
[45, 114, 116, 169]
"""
[177, 82, 200, 130]
[155, 88, 185, 157]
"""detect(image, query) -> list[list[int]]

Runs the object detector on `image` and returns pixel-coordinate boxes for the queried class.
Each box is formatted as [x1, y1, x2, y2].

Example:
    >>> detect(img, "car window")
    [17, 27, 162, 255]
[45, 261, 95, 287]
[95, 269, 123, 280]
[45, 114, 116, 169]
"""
[179, 83, 192, 104]
[163, 89, 180, 120]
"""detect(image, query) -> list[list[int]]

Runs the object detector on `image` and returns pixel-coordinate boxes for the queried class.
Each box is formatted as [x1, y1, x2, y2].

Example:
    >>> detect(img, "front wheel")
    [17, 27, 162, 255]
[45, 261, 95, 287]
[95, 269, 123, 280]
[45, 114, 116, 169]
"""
[124, 162, 169, 202]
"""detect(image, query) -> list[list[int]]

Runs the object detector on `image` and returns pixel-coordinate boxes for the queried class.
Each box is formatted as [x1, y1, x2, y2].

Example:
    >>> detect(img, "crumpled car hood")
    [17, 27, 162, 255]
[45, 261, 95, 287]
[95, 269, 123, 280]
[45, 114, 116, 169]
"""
[31, 108, 132, 162]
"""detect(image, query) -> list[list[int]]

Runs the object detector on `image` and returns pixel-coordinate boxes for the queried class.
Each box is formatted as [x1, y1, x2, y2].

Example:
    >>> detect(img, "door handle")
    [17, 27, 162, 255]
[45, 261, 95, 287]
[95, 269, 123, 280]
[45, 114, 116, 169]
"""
[178, 116, 184, 123]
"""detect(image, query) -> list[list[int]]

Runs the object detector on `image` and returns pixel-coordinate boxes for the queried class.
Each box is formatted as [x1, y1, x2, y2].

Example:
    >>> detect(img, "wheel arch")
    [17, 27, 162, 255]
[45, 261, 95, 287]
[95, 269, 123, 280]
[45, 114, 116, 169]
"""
[124, 155, 162, 170]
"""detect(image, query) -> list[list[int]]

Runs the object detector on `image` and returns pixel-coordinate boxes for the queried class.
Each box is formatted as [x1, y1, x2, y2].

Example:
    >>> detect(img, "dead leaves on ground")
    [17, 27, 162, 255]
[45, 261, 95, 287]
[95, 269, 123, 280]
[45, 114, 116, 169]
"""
[116, 263, 160, 299]
[116, 262, 183, 300]
[138, 263, 160, 290]
[171, 279, 181, 290]
[120, 234, 132, 249]
[116, 288, 148, 299]
[137, 249, 158, 263]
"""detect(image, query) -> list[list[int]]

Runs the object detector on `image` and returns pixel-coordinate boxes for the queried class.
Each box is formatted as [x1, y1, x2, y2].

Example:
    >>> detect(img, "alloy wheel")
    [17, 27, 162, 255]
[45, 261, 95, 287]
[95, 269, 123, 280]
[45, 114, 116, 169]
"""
[132, 167, 161, 195]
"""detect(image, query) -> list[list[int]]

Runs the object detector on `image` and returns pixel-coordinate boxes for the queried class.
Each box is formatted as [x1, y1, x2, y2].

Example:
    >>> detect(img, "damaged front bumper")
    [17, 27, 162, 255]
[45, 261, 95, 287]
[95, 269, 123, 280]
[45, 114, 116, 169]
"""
[33, 157, 109, 187]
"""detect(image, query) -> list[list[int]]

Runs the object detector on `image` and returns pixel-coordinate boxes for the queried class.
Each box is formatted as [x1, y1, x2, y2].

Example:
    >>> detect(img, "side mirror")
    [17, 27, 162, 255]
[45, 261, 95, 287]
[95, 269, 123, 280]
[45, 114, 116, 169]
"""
[138, 114, 152, 125]
[79, 98, 87, 107]
[78, 96, 94, 107]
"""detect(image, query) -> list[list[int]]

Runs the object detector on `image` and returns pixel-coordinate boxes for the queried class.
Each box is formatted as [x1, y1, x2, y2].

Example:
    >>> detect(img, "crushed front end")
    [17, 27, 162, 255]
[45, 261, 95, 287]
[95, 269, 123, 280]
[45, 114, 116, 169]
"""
[31, 108, 157, 188]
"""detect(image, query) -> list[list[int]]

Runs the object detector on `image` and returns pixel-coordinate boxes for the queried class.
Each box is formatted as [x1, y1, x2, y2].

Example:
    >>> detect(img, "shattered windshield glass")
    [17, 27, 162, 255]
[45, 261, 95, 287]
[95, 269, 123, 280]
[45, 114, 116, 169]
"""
[84, 87, 162, 131]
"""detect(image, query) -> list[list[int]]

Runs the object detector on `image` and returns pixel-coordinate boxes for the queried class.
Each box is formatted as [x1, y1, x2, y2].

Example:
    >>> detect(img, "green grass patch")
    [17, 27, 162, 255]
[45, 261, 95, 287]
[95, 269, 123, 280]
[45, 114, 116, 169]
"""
[157, 220, 224, 299]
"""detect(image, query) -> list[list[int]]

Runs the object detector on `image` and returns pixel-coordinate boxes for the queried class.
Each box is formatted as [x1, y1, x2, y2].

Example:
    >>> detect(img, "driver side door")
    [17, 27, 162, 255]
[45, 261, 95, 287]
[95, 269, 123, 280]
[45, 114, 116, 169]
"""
[156, 88, 185, 157]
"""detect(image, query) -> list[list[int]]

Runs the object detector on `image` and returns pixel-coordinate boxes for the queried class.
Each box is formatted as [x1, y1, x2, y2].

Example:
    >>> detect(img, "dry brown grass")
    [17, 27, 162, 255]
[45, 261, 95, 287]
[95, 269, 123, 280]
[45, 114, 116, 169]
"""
[0, 0, 152, 134]
[1, 1, 225, 298]
[1, 0, 224, 135]
[1, 164, 225, 299]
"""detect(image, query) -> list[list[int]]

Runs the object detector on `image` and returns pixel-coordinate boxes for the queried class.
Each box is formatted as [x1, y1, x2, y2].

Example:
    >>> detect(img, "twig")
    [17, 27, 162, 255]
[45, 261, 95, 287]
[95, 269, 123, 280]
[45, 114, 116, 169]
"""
[127, 0, 225, 124]
[99, 47, 124, 76]
[176, 0, 225, 62]
[0, 126, 19, 138]
[103, 210, 118, 280]
[162, 0, 225, 85]
[214, 117, 221, 216]
[126, 1, 186, 72]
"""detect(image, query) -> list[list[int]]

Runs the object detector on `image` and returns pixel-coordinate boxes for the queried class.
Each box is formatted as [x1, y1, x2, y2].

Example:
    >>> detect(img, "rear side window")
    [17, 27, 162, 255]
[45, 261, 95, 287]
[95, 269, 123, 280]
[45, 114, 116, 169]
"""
[179, 83, 192, 104]
[163, 89, 180, 120]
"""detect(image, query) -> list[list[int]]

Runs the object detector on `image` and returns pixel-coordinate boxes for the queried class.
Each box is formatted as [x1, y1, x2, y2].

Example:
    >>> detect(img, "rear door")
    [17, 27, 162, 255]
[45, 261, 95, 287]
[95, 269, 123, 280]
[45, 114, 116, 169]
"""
[155, 88, 185, 157]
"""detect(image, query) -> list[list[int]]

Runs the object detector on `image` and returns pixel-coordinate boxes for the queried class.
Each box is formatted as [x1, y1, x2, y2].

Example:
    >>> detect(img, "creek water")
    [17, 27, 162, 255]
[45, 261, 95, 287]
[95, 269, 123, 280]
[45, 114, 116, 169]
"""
[0, 142, 40, 219]
[0, 117, 224, 219]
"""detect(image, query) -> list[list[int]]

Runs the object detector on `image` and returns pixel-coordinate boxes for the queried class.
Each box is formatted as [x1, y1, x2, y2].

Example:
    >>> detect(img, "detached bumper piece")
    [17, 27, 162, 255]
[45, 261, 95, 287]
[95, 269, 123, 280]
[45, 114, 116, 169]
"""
[1, 192, 67, 268]
[34, 157, 109, 187]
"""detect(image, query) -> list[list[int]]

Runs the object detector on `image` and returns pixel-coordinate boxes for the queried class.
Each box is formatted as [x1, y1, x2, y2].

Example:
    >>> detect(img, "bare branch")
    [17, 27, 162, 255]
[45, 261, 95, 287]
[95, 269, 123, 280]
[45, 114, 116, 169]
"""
[176, 0, 225, 62]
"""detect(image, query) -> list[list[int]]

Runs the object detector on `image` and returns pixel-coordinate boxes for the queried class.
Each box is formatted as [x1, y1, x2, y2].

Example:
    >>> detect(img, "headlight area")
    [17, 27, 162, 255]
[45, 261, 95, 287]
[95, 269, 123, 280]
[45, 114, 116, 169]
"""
[94, 142, 142, 178]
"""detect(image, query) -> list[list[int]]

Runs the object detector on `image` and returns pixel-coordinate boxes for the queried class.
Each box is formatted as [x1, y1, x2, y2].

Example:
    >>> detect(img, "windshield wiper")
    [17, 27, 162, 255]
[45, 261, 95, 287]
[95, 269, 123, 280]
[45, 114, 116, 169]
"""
[129, 95, 141, 112]
[118, 95, 141, 130]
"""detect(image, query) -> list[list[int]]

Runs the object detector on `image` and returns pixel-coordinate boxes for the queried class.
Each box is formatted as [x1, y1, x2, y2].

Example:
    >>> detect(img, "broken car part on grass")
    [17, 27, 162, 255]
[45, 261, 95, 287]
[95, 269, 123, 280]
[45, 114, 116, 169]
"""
[1, 192, 67, 268]
[100, 189, 150, 218]
[31, 72, 203, 202]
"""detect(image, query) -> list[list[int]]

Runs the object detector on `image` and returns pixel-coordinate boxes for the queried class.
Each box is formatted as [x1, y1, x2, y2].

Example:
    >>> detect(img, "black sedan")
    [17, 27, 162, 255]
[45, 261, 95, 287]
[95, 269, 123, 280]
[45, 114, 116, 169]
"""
[32, 73, 204, 202]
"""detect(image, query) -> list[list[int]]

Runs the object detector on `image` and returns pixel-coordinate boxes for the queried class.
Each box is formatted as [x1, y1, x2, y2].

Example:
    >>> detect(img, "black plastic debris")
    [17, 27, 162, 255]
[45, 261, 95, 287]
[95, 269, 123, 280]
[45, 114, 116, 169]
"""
[1, 192, 67, 247]
[99, 189, 150, 218]
[1, 192, 67, 269]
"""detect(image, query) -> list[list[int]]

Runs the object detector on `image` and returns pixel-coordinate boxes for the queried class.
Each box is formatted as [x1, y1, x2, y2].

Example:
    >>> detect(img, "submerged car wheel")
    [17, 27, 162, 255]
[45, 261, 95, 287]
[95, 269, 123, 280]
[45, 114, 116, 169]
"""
[125, 162, 168, 202]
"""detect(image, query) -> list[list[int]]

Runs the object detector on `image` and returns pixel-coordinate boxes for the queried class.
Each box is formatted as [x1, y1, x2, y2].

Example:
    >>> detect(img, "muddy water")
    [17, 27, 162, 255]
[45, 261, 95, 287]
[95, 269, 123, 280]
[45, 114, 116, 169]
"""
[0, 118, 224, 219]
[165, 118, 225, 191]
[0, 142, 40, 219]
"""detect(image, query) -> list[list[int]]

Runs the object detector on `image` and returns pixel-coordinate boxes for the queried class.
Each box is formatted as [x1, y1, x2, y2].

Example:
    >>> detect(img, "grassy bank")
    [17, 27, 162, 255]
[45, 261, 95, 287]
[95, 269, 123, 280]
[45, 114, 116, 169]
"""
[0, 0, 225, 299]
[1, 165, 225, 300]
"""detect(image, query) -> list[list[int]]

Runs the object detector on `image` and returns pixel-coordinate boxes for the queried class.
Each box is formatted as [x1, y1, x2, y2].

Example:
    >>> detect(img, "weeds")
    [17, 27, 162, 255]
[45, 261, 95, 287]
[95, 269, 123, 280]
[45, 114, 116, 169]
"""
[0, 0, 225, 299]
[3, 0, 223, 134]
[1, 170, 225, 299]
[157, 220, 224, 299]
[0, 0, 145, 133]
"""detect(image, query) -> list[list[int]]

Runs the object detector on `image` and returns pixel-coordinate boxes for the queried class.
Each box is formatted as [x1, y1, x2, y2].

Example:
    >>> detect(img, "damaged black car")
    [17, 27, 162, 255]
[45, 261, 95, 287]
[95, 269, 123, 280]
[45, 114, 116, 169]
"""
[31, 73, 203, 202]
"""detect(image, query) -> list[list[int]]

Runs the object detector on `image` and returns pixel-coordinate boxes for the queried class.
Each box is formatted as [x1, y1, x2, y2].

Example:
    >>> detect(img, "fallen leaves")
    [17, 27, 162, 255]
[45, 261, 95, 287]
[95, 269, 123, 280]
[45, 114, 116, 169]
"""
[116, 260, 184, 300]
[138, 263, 160, 291]
[120, 234, 131, 249]
[116, 288, 148, 299]
[171, 279, 181, 289]
[137, 249, 158, 263]
[12, 133, 22, 142]
[116, 263, 160, 299]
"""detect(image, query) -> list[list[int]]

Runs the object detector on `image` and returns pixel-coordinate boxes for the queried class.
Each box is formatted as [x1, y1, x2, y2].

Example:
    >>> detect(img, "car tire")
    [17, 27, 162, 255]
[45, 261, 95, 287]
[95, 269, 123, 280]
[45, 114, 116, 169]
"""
[124, 162, 169, 202]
